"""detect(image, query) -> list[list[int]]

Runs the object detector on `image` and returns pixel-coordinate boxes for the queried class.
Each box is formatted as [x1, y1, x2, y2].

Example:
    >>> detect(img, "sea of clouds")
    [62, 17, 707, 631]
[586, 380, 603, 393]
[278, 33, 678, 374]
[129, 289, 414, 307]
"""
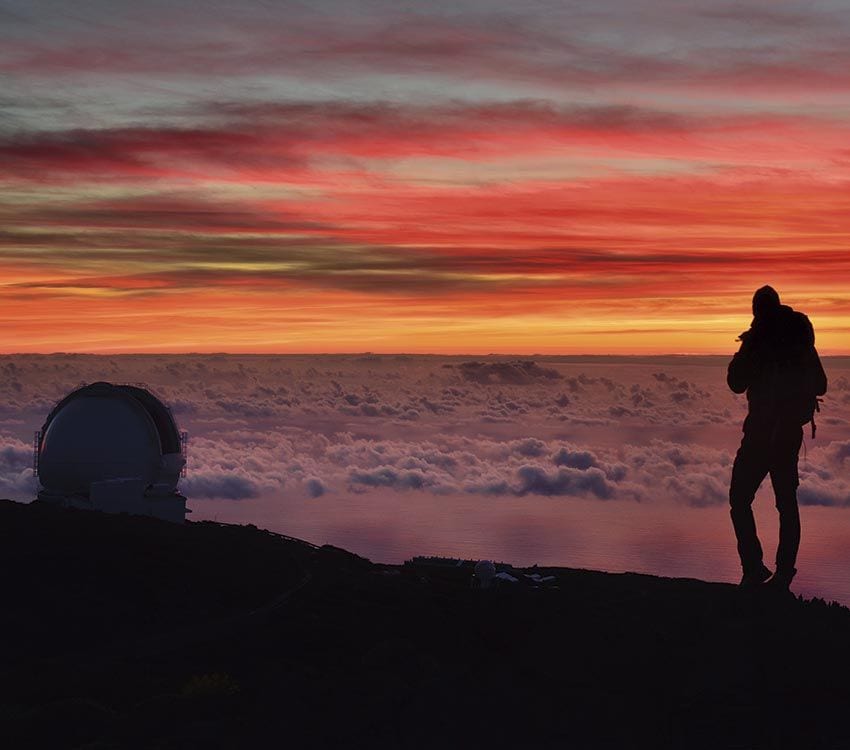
[2, 353, 850, 511]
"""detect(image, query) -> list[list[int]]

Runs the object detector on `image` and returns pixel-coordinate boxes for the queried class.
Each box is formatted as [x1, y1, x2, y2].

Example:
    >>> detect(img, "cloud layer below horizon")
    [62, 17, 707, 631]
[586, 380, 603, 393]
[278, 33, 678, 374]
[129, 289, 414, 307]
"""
[3, 1, 850, 352]
[3, 353, 850, 508]
[6, 353, 850, 600]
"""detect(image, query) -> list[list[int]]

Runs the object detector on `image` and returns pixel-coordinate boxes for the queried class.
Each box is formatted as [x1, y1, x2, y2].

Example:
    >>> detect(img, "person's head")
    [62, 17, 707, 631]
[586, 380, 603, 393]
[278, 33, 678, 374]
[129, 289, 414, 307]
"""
[752, 285, 781, 318]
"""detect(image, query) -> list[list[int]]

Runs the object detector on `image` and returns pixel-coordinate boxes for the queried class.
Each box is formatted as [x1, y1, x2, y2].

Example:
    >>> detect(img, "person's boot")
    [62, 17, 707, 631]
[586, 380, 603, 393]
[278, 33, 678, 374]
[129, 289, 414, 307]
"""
[767, 567, 796, 591]
[739, 563, 772, 587]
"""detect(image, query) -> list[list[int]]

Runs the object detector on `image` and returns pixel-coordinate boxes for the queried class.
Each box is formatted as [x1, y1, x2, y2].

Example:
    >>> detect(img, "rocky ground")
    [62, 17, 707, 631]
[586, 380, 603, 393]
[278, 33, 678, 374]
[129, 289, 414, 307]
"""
[2, 498, 850, 749]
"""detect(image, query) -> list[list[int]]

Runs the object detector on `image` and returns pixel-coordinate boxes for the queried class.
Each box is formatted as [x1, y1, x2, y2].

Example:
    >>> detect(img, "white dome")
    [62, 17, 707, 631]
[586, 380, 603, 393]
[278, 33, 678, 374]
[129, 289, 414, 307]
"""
[38, 382, 184, 496]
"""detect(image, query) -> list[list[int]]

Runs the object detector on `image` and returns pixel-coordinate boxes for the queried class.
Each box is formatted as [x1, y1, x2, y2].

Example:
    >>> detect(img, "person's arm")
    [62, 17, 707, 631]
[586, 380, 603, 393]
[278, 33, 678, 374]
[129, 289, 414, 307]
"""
[727, 333, 755, 394]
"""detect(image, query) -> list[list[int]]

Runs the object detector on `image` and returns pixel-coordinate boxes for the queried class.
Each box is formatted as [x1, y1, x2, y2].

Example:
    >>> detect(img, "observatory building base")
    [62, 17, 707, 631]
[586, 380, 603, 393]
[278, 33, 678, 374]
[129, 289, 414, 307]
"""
[38, 480, 188, 524]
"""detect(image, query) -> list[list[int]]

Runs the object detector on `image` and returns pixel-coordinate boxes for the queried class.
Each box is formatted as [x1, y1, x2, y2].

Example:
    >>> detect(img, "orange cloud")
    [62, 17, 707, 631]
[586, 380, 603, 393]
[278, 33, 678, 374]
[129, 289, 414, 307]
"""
[3, 1, 850, 354]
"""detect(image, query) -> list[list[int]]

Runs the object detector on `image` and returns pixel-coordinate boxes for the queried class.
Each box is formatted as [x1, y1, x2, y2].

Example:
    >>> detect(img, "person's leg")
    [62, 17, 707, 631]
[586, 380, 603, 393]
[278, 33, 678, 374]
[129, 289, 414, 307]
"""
[769, 425, 804, 580]
[730, 431, 770, 577]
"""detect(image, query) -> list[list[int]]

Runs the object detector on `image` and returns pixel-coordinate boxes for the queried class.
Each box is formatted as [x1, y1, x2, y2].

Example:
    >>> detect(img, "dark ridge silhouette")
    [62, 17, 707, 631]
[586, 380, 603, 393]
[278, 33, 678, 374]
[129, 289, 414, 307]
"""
[3, 500, 850, 749]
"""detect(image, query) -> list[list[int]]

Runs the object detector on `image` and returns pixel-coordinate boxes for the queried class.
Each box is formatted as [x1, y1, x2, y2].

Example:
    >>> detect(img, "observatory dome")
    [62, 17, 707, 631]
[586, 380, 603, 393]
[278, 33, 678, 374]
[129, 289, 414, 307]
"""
[36, 382, 187, 522]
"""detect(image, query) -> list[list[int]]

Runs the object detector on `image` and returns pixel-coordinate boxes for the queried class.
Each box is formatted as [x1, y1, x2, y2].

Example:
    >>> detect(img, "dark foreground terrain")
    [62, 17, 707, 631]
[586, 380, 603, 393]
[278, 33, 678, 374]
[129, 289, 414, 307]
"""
[2, 499, 850, 749]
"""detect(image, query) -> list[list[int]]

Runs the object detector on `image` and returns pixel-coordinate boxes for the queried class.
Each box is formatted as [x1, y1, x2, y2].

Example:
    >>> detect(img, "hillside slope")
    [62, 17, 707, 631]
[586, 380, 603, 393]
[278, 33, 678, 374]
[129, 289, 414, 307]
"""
[2, 499, 849, 749]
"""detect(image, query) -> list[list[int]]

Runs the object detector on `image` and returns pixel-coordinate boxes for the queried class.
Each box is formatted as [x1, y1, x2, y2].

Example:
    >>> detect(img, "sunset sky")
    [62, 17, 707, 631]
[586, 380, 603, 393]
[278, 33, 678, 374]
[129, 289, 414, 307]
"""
[3, 0, 850, 353]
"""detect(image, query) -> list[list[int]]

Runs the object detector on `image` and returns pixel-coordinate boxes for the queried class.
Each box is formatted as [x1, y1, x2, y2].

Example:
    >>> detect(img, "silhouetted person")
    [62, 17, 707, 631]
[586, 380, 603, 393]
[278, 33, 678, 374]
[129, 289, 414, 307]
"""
[728, 286, 827, 589]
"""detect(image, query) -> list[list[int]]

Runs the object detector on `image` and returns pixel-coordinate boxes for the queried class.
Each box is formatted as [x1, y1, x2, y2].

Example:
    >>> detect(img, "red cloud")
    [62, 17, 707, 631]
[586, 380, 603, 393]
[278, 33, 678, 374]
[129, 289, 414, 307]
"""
[3, 101, 850, 186]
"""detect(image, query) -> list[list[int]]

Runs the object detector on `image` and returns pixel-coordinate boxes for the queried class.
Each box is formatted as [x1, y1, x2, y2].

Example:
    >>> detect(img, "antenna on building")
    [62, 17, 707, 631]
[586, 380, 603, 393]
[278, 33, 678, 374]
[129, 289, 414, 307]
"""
[181, 431, 188, 478]
[32, 430, 41, 477]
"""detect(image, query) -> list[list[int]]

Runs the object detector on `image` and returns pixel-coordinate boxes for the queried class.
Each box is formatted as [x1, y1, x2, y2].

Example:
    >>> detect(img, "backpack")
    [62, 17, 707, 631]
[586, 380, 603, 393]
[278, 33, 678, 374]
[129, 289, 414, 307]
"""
[761, 310, 827, 436]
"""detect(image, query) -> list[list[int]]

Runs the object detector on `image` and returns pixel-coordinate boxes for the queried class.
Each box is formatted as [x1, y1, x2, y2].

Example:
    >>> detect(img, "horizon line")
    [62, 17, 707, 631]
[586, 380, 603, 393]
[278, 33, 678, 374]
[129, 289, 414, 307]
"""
[4, 351, 850, 358]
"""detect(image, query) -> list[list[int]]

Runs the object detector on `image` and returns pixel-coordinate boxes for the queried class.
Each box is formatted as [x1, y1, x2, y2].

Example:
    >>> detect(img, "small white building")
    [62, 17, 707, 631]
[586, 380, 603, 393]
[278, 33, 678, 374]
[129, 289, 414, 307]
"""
[35, 382, 188, 522]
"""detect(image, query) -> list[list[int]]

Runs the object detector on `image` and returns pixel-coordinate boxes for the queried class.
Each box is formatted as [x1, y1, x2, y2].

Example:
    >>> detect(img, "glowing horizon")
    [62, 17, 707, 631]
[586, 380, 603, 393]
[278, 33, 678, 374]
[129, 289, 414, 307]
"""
[3, 1, 850, 354]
